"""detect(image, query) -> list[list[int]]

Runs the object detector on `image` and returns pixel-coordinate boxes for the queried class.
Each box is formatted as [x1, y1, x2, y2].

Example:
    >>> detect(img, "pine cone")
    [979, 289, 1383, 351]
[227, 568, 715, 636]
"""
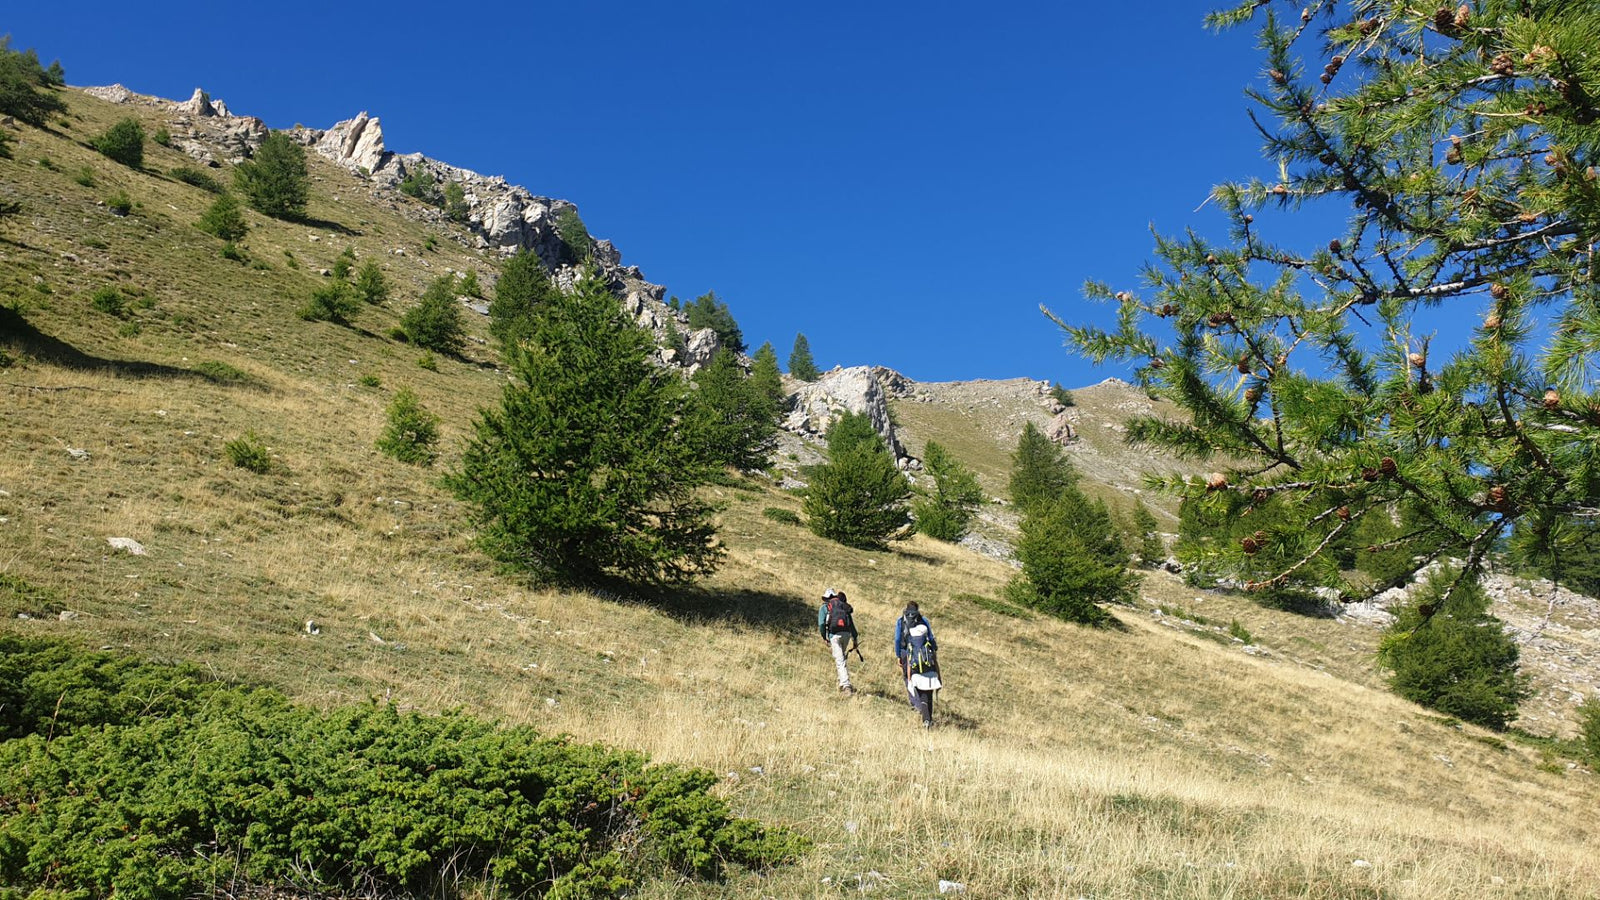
[1336, 506, 1351, 522]
[1489, 282, 1508, 300]
[1433, 7, 1454, 31]
[1487, 485, 1510, 510]
[1362, 467, 1380, 482]
[1253, 530, 1267, 542]
[1543, 389, 1560, 410]
[1359, 18, 1378, 35]
[1244, 387, 1261, 403]
[1270, 69, 1287, 85]
[1445, 147, 1462, 165]
[1484, 313, 1502, 329]
[1206, 472, 1229, 491]
[1252, 489, 1270, 504]
[1491, 53, 1515, 76]
[1408, 352, 1426, 369]
[1379, 457, 1398, 477]
[1241, 537, 1261, 555]
[1418, 603, 1437, 618]
[1243, 214, 1254, 224]
[1328, 239, 1342, 254]
[1272, 184, 1288, 196]
[1237, 357, 1252, 375]
[1150, 357, 1166, 369]
[1453, 4, 1469, 28]
[1320, 73, 1332, 85]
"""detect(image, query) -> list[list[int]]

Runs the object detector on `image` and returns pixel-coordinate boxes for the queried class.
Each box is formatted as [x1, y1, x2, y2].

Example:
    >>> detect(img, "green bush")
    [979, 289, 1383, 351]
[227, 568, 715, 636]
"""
[376, 387, 439, 466]
[224, 432, 271, 473]
[104, 190, 134, 215]
[92, 117, 145, 168]
[72, 166, 94, 187]
[399, 275, 466, 355]
[911, 440, 983, 542]
[416, 351, 439, 371]
[399, 166, 439, 203]
[169, 165, 224, 193]
[332, 245, 357, 279]
[298, 282, 360, 324]
[763, 507, 801, 526]
[1006, 486, 1137, 625]
[0, 637, 802, 900]
[195, 192, 247, 241]
[153, 125, 171, 146]
[1049, 381, 1075, 407]
[0, 38, 69, 127]
[1228, 619, 1253, 644]
[489, 249, 558, 348]
[444, 180, 470, 222]
[802, 412, 912, 550]
[89, 285, 125, 316]
[193, 359, 249, 383]
[556, 206, 594, 263]
[1378, 570, 1529, 731]
[355, 260, 389, 304]
[1579, 698, 1600, 765]
[357, 372, 381, 387]
[0, 128, 12, 160]
[219, 241, 246, 262]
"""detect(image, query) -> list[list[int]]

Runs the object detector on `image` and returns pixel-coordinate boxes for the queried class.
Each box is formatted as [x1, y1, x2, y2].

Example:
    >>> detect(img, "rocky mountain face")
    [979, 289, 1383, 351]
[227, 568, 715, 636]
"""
[79, 86, 725, 373]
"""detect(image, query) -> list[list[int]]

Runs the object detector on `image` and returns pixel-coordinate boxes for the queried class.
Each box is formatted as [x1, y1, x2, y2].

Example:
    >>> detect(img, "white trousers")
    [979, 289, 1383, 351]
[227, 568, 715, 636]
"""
[828, 633, 853, 688]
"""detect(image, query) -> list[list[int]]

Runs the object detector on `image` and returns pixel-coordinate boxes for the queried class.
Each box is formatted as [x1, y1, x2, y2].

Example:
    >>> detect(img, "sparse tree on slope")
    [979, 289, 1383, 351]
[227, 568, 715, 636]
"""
[1131, 502, 1165, 566]
[803, 411, 911, 550]
[446, 266, 721, 585]
[788, 333, 819, 381]
[912, 440, 985, 542]
[686, 291, 745, 354]
[1058, 0, 1600, 615]
[0, 38, 67, 127]
[489, 249, 558, 349]
[1008, 421, 1077, 515]
[1007, 485, 1137, 625]
[750, 341, 787, 411]
[688, 348, 779, 473]
[195, 192, 247, 242]
[234, 132, 308, 220]
[401, 275, 467, 356]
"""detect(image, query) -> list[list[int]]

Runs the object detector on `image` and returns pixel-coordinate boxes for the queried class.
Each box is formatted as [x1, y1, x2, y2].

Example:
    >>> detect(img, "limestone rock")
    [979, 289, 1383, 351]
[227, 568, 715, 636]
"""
[83, 84, 133, 104]
[1046, 410, 1077, 444]
[314, 112, 392, 176]
[179, 88, 217, 117]
[785, 366, 907, 460]
[107, 537, 147, 555]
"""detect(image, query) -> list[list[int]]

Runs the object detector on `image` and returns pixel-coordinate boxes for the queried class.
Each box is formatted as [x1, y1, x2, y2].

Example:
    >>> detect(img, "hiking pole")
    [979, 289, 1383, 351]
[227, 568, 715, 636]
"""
[850, 638, 864, 662]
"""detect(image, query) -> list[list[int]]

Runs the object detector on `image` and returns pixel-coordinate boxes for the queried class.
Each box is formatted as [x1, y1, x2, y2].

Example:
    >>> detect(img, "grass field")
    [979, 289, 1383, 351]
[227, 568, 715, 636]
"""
[3, 88, 1598, 898]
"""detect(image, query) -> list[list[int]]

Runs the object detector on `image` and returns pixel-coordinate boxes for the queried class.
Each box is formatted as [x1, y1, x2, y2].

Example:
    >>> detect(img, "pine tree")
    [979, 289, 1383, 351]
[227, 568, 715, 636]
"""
[1131, 502, 1165, 566]
[0, 38, 67, 127]
[488, 249, 558, 349]
[912, 440, 985, 542]
[354, 261, 389, 305]
[788, 333, 819, 381]
[803, 411, 911, 549]
[1379, 570, 1528, 731]
[92, 118, 144, 169]
[234, 132, 308, 220]
[685, 291, 745, 354]
[1008, 421, 1077, 515]
[195, 192, 247, 242]
[1006, 485, 1137, 625]
[375, 388, 440, 466]
[687, 348, 779, 473]
[446, 267, 721, 585]
[750, 342, 786, 411]
[400, 275, 466, 356]
[1057, 0, 1600, 614]
[555, 207, 593, 263]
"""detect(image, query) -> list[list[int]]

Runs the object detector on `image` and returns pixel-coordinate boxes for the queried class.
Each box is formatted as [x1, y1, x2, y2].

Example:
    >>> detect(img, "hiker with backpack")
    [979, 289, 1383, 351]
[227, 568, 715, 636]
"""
[894, 602, 941, 728]
[818, 588, 860, 696]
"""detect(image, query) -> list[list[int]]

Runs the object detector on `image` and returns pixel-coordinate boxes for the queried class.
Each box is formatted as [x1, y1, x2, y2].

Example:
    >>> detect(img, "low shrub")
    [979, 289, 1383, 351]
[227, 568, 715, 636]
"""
[224, 432, 271, 473]
[169, 166, 224, 193]
[153, 125, 171, 147]
[416, 351, 438, 371]
[0, 638, 802, 900]
[195, 192, 247, 241]
[357, 372, 381, 387]
[1228, 619, 1254, 644]
[219, 241, 247, 262]
[89, 285, 125, 316]
[355, 260, 388, 304]
[72, 166, 94, 187]
[953, 591, 1035, 620]
[193, 359, 249, 383]
[104, 190, 134, 215]
[399, 275, 465, 355]
[332, 245, 357, 279]
[376, 387, 440, 465]
[762, 507, 801, 526]
[1580, 698, 1600, 765]
[297, 282, 360, 324]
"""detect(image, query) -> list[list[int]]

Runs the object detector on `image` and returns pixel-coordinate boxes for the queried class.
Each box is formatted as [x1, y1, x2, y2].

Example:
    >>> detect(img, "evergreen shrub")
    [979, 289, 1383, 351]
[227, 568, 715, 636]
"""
[224, 432, 271, 473]
[400, 275, 466, 355]
[762, 507, 801, 526]
[297, 282, 360, 324]
[92, 117, 144, 168]
[376, 387, 440, 466]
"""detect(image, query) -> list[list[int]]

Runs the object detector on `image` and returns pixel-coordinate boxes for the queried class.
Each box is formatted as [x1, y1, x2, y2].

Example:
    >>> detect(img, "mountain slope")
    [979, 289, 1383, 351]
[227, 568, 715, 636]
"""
[2, 87, 1598, 898]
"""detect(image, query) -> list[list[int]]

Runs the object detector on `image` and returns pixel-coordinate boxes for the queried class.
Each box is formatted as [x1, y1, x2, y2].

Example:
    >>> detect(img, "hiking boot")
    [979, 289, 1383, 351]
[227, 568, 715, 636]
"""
[840, 685, 855, 696]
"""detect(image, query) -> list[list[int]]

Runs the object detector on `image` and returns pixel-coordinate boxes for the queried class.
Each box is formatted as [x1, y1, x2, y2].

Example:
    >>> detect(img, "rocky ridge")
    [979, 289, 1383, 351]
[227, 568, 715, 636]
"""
[79, 85, 725, 372]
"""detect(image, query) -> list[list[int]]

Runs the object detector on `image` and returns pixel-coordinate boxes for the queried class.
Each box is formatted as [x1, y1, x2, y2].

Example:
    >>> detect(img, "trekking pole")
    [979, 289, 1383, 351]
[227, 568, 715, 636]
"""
[850, 638, 864, 662]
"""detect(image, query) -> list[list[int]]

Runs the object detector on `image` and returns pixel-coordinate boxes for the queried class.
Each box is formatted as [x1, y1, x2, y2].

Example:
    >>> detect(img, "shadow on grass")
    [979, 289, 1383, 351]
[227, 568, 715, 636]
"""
[597, 582, 815, 644]
[296, 215, 360, 237]
[0, 305, 219, 381]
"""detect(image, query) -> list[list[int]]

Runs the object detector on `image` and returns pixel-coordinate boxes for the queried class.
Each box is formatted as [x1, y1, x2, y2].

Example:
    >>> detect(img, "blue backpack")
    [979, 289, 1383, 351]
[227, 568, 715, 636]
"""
[904, 618, 937, 674]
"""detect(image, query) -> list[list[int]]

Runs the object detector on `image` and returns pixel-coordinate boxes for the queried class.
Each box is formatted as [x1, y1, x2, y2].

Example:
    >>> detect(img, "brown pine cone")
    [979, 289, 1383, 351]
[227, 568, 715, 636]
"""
[1543, 389, 1560, 410]
[1336, 506, 1351, 522]
[1379, 457, 1398, 477]
[1206, 472, 1229, 491]
[1241, 537, 1261, 555]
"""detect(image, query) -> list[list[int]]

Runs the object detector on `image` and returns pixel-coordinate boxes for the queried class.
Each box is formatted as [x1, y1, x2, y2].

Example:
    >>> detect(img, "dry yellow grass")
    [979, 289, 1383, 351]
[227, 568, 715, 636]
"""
[3, 89, 1598, 898]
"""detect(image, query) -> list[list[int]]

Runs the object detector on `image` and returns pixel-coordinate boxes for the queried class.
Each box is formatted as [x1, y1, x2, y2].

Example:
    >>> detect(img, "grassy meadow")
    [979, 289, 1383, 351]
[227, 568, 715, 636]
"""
[2, 89, 1598, 898]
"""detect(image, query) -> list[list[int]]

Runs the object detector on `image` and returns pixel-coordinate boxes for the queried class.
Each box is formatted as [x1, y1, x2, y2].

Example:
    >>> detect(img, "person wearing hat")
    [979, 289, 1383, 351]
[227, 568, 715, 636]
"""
[817, 588, 858, 695]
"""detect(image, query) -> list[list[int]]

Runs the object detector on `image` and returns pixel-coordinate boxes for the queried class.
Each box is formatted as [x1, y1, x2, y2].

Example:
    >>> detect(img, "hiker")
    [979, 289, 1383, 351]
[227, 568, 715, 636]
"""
[818, 588, 859, 695]
[894, 602, 941, 727]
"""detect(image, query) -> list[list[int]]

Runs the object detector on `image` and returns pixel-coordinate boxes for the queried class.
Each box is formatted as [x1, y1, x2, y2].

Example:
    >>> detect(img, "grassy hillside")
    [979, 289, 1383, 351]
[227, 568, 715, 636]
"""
[3, 89, 1599, 898]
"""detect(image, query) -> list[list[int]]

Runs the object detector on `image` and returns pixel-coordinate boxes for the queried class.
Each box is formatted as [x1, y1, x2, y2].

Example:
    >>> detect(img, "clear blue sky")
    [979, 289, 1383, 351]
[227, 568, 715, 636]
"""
[9, 2, 1296, 384]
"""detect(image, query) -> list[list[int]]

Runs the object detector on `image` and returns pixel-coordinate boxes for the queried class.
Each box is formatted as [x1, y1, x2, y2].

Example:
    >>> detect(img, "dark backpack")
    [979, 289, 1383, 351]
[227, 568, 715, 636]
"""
[905, 618, 937, 674]
[826, 596, 854, 635]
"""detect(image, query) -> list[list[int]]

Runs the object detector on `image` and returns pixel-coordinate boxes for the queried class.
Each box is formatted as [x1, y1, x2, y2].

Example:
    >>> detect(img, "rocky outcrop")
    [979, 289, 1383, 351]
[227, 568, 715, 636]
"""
[179, 88, 217, 117]
[785, 366, 909, 463]
[314, 112, 390, 175]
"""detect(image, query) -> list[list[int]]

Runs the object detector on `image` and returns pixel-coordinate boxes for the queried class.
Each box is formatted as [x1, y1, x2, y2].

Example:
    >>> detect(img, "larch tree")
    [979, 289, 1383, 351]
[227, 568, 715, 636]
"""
[788, 333, 819, 381]
[1058, 0, 1600, 614]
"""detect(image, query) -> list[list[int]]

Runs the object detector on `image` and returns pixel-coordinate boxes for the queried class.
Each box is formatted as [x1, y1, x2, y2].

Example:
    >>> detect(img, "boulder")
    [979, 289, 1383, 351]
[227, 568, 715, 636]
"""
[785, 366, 907, 460]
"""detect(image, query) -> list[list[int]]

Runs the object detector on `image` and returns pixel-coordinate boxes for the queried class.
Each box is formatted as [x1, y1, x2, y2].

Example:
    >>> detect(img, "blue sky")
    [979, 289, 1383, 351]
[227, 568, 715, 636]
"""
[10, 2, 1302, 384]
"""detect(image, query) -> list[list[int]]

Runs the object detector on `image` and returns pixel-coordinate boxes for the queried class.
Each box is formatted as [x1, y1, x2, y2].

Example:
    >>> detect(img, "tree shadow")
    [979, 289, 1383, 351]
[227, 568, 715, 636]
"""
[296, 216, 360, 237]
[893, 549, 944, 567]
[0, 306, 219, 381]
[600, 582, 815, 644]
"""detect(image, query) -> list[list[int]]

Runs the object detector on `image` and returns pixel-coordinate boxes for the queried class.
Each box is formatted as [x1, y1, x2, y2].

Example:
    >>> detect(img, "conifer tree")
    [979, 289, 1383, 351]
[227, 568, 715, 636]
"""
[1058, 0, 1600, 614]
[234, 132, 308, 220]
[788, 333, 819, 381]
[1379, 570, 1528, 731]
[687, 348, 779, 473]
[1008, 421, 1077, 515]
[1006, 485, 1137, 625]
[446, 267, 721, 585]
[803, 411, 911, 549]
[0, 38, 67, 127]
[488, 249, 558, 349]
[354, 260, 388, 305]
[1131, 502, 1165, 566]
[912, 440, 985, 542]
[685, 291, 745, 354]
[750, 342, 786, 411]
[92, 118, 144, 169]
[400, 275, 466, 356]
[195, 192, 247, 242]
